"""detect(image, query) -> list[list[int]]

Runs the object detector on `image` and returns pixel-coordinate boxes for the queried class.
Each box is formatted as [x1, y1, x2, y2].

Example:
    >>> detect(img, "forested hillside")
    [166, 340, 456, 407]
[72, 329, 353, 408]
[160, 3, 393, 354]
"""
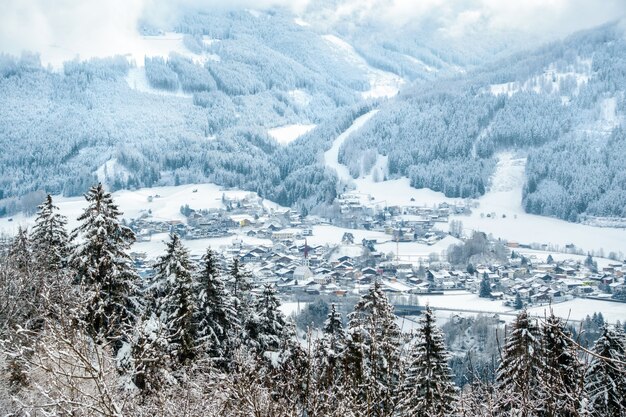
[339, 22, 626, 221]
[0, 8, 485, 216]
[0, 10, 625, 223]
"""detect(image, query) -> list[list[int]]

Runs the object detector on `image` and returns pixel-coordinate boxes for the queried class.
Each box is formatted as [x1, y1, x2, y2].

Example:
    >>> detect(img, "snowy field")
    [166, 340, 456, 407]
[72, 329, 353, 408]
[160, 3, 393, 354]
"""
[455, 152, 626, 255]
[0, 183, 282, 236]
[393, 291, 624, 326]
[268, 124, 317, 145]
[133, 232, 274, 259]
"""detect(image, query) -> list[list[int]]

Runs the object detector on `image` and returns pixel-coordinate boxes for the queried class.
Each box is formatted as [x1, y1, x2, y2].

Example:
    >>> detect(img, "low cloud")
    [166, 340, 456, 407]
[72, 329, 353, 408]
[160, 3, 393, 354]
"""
[0, 0, 623, 66]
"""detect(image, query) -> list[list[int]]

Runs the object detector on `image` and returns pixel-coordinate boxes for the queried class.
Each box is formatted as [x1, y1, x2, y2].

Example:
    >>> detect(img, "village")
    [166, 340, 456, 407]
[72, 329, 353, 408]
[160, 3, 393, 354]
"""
[125, 189, 626, 319]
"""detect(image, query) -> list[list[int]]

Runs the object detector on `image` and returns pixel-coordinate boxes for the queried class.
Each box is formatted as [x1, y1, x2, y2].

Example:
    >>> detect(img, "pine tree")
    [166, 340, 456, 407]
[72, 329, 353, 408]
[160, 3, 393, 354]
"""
[315, 304, 346, 388]
[495, 310, 544, 416]
[584, 325, 626, 416]
[342, 281, 402, 416]
[228, 257, 251, 298]
[226, 257, 253, 345]
[252, 284, 287, 356]
[152, 233, 197, 364]
[71, 183, 139, 343]
[8, 226, 31, 274]
[398, 307, 457, 416]
[30, 194, 70, 272]
[195, 247, 237, 368]
[514, 292, 524, 310]
[479, 274, 492, 298]
[540, 313, 583, 417]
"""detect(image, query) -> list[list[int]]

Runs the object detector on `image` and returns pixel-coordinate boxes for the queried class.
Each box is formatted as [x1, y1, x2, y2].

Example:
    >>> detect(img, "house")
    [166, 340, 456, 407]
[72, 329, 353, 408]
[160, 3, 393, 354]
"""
[293, 265, 313, 281]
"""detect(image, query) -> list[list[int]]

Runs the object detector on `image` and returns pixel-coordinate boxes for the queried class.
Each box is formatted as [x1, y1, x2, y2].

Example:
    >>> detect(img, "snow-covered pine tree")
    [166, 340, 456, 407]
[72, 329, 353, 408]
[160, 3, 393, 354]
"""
[195, 247, 237, 368]
[252, 284, 287, 356]
[128, 315, 173, 393]
[8, 226, 31, 275]
[584, 325, 626, 416]
[71, 183, 139, 343]
[316, 303, 346, 389]
[540, 313, 583, 417]
[342, 280, 402, 417]
[228, 257, 251, 298]
[30, 194, 70, 272]
[152, 233, 198, 364]
[397, 306, 457, 417]
[479, 274, 492, 298]
[226, 257, 253, 345]
[495, 310, 544, 416]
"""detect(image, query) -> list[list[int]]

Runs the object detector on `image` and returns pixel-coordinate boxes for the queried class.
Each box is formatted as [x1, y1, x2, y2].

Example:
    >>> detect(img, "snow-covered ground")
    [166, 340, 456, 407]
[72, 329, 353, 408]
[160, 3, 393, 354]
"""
[133, 232, 273, 259]
[125, 67, 192, 98]
[455, 152, 626, 255]
[324, 109, 379, 183]
[279, 301, 309, 317]
[305, 225, 389, 247]
[526, 298, 625, 324]
[376, 235, 462, 262]
[489, 58, 592, 98]
[0, 183, 283, 236]
[322, 34, 404, 99]
[95, 158, 131, 187]
[268, 124, 317, 145]
[394, 291, 624, 325]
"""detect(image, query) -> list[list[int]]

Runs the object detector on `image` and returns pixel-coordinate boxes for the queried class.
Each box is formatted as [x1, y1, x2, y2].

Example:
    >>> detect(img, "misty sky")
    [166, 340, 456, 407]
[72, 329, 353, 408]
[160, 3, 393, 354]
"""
[0, 0, 624, 65]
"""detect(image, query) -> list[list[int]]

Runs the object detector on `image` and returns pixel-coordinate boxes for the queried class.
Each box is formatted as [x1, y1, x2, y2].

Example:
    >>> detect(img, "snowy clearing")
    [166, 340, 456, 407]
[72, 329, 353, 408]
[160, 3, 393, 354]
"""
[455, 152, 626, 255]
[268, 124, 317, 144]
[125, 67, 192, 98]
[322, 34, 404, 99]
[0, 183, 284, 236]
[324, 110, 379, 183]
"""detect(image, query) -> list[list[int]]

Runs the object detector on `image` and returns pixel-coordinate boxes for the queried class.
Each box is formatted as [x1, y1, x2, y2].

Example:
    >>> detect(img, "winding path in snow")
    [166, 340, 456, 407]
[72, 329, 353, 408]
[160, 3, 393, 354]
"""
[323, 109, 379, 183]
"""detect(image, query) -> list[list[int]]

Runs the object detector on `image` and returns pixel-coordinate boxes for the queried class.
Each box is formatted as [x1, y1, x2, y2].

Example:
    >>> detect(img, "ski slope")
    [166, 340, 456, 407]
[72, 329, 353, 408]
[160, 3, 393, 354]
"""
[456, 152, 626, 255]
[324, 110, 379, 183]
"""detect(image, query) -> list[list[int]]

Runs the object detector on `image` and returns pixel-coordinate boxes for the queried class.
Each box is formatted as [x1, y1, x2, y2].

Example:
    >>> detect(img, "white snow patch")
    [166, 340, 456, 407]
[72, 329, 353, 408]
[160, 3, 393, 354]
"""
[324, 109, 379, 183]
[453, 152, 626, 255]
[489, 58, 592, 98]
[268, 124, 317, 145]
[279, 302, 308, 317]
[402, 54, 437, 73]
[322, 34, 404, 99]
[95, 158, 130, 187]
[0, 183, 285, 237]
[125, 67, 192, 98]
[288, 89, 312, 107]
[294, 17, 310, 27]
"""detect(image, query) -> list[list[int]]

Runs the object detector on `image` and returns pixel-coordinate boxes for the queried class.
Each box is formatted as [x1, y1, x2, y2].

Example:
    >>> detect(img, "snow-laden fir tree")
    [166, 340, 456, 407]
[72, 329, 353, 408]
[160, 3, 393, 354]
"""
[540, 313, 583, 417]
[584, 325, 626, 416]
[71, 183, 139, 343]
[9, 226, 31, 274]
[151, 233, 197, 364]
[251, 284, 287, 356]
[226, 257, 253, 345]
[479, 274, 492, 298]
[30, 194, 69, 272]
[495, 310, 544, 416]
[195, 247, 237, 368]
[128, 316, 173, 393]
[315, 303, 346, 389]
[342, 280, 402, 417]
[397, 306, 457, 417]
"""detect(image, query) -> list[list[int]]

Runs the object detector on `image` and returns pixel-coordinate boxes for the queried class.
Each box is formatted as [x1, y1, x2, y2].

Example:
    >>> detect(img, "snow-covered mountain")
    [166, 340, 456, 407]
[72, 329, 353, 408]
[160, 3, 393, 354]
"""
[0, 8, 624, 224]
